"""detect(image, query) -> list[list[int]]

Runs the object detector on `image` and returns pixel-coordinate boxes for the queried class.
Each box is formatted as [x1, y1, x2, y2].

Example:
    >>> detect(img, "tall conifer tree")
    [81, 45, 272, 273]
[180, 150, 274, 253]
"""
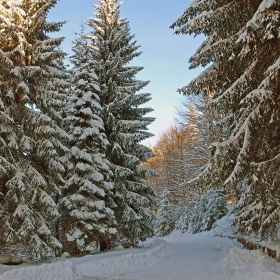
[87, 0, 156, 244]
[0, 0, 68, 254]
[59, 28, 117, 255]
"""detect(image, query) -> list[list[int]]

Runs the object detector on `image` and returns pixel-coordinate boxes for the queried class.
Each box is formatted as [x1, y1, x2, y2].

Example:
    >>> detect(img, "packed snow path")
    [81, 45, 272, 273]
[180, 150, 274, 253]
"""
[127, 235, 232, 280]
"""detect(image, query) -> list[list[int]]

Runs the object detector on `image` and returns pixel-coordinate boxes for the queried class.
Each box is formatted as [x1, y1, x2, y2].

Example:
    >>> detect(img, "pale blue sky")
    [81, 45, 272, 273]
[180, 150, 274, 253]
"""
[48, 0, 204, 146]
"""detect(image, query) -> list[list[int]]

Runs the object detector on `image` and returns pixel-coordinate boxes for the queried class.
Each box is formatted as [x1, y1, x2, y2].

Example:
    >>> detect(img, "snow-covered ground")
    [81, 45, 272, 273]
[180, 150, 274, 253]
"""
[1, 215, 280, 280]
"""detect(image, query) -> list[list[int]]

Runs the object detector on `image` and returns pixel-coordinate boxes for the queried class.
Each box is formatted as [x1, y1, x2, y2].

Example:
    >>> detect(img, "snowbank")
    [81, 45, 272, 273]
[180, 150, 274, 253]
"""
[0, 238, 172, 280]
[0, 261, 75, 280]
[223, 247, 280, 280]
[75, 238, 172, 278]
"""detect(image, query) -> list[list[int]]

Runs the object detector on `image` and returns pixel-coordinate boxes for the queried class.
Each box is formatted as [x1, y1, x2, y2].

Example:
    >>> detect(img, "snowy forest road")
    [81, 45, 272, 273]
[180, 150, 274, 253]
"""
[1, 232, 280, 280]
[78, 232, 280, 280]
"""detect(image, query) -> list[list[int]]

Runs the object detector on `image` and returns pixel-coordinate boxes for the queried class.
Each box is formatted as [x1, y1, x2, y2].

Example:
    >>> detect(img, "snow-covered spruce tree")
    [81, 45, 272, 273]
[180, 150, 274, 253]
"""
[87, 0, 156, 245]
[59, 29, 117, 255]
[189, 188, 228, 233]
[0, 0, 68, 255]
[171, 0, 280, 239]
[204, 189, 229, 231]
[177, 189, 228, 234]
[155, 190, 176, 237]
[176, 200, 194, 233]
